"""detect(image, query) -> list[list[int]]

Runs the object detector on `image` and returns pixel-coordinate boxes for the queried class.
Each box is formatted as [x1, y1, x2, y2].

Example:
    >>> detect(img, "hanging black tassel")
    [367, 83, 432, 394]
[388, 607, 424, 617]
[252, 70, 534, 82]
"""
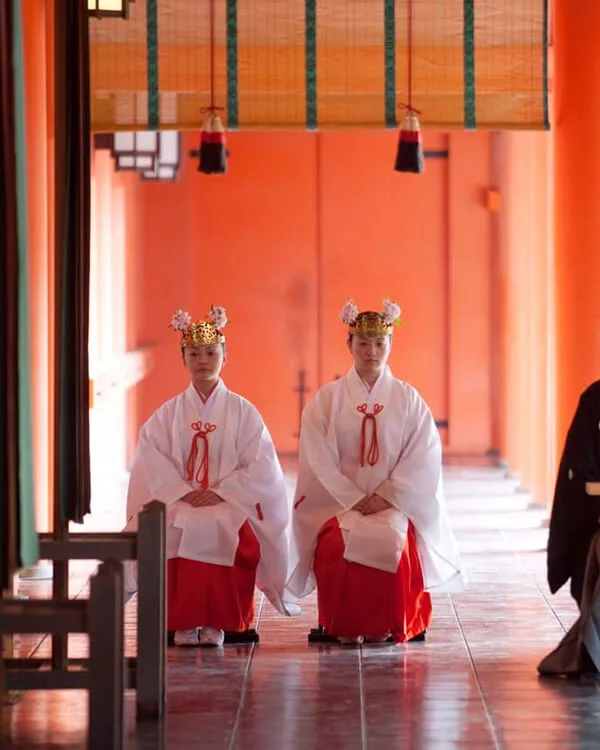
[197, 111, 227, 175]
[394, 110, 424, 174]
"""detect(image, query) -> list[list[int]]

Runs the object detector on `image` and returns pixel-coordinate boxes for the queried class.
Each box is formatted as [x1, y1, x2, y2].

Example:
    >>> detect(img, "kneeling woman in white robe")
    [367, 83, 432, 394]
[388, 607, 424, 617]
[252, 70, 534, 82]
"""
[126, 307, 291, 647]
[287, 299, 467, 645]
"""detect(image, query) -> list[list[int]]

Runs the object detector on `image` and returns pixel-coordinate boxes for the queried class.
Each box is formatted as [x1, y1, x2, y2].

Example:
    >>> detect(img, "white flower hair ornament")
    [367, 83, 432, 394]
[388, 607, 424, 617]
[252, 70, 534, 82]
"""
[381, 298, 402, 326]
[170, 309, 192, 332]
[208, 305, 228, 331]
[339, 298, 360, 325]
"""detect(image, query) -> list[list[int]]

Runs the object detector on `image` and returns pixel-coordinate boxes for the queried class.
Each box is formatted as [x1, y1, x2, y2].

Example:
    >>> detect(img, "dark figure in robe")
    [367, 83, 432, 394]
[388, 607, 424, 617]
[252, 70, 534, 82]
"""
[548, 381, 600, 607]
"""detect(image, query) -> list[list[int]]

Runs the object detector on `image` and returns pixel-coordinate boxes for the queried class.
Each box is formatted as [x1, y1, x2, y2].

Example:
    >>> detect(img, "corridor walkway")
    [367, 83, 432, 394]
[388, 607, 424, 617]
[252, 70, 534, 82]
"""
[3, 467, 597, 749]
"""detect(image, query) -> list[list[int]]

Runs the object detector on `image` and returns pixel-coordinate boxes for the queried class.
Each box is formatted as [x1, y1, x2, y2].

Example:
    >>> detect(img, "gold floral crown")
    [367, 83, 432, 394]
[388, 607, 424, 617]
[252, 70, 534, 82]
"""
[339, 298, 402, 337]
[170, 307, 228, 346]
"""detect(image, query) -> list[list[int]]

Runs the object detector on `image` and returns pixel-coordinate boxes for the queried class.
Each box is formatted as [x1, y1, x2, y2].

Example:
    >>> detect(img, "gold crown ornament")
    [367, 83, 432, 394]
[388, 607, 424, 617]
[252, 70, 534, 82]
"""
[170, 306, 228, 347]
[339, 298, 402, 337]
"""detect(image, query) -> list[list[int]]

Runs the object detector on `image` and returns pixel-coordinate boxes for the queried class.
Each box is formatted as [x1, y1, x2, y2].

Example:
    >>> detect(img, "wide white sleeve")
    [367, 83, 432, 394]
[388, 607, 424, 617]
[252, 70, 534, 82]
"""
[374, 390, 442, 511]
[298, 392, 365, 511]
[128, 411, 194, 514]
[215, 406, 288, 530]
[373, 389, 466, 592]
[214, 403, 293, 614]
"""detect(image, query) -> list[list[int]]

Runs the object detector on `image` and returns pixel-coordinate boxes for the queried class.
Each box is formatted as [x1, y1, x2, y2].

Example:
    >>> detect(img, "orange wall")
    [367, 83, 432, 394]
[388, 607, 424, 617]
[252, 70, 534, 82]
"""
[318, 132, 448, 423]
[130, 130, 495, 457]
[188, 132, 320, 452]
[447, 132, 494, 454]
[129, 148, 199, 446]
[497, 131, 555, 505]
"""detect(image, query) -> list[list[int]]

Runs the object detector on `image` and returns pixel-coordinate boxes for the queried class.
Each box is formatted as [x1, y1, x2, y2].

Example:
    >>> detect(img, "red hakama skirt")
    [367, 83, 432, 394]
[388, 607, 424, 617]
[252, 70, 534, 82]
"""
[167, 521, 260, 632]
[313, 518, 432, 642]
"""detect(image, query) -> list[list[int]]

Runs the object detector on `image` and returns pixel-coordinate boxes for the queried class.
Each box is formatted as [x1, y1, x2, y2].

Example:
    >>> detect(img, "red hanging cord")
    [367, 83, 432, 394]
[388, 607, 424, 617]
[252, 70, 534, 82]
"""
[407, 0, 413, 110]
[400, 0, 420, 115]
[209, 0, 215, 110]
[357, 404, 384, 467]
[186, 422, 217, 488]
[394, 0, 424, 173]
[201, 0, 222, 115]
[197, 0, 226, 175]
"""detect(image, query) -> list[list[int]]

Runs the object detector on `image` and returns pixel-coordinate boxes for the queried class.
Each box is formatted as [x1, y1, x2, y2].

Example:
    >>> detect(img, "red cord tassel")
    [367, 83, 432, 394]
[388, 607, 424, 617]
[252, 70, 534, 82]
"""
[394, 110, 424, 174]
[198, 110, 227, 175]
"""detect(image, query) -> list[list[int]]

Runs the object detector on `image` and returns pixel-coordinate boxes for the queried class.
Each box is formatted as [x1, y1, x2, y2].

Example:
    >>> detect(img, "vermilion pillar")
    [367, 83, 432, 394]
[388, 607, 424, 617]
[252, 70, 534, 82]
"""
[22, 0, 50, 532]
[554, 0, 600, 450]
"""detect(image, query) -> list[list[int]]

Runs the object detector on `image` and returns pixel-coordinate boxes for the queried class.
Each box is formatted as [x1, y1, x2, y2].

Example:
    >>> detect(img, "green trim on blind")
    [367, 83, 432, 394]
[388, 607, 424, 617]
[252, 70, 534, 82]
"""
[226, 0, 239, 129]
[463, 0, 476, 129]
[12, 0, 39, 568]
[542, 0, 549, 130]
[147, 0, 159, 129]
[305, 0, 317, 130]
[384, 0, 396, 128]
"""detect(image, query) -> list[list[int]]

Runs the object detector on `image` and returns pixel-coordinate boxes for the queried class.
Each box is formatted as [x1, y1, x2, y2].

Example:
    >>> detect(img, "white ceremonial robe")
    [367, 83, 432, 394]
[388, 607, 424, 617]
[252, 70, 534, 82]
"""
[287, 366, 467, 598]
[125, 379, 292, 614]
